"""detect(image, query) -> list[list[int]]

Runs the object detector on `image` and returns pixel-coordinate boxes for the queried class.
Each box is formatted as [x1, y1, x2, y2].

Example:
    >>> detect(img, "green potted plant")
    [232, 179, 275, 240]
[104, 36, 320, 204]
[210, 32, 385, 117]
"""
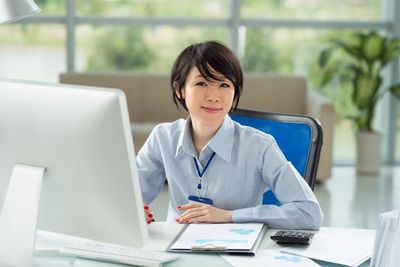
[319, 31, 400, 175]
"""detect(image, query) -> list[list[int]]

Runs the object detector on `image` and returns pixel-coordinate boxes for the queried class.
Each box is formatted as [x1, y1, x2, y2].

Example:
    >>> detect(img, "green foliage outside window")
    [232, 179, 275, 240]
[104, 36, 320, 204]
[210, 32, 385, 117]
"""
[241, 29, 279, 73]
[35, 0, 64, 14]
[85, 28, 156, 72]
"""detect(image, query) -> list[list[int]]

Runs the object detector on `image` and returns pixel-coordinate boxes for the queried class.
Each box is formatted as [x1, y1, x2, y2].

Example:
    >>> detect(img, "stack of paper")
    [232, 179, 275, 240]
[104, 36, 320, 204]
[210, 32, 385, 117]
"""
[280, 227, 375, 267]
[371, 209, 400, 267]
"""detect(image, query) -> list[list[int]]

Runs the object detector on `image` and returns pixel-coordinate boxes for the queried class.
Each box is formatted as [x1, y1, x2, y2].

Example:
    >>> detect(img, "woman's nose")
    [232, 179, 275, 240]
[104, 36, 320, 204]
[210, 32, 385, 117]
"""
[205, 85, 220, 101]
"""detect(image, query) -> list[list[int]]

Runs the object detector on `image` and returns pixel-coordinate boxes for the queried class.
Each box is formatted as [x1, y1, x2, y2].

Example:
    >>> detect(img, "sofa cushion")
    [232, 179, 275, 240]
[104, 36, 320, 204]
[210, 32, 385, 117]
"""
[239, 74, 306, 114]
[60, 73, 188, 123]
[60, 73, 147, 122]
[141, 74, 188, 122]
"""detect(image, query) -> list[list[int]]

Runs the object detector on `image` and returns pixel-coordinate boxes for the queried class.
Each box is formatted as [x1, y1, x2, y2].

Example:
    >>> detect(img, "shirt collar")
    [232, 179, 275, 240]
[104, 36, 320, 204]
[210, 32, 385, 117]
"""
[208, 115, 234, 163]
[175, 116, 197, 158]
[175, 115, 235, 163]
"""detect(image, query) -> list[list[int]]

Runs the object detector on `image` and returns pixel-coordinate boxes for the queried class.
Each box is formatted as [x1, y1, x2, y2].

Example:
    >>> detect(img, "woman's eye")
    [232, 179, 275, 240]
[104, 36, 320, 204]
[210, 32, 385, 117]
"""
[195, 81, 207, 86]
[220, 83, 231, 88]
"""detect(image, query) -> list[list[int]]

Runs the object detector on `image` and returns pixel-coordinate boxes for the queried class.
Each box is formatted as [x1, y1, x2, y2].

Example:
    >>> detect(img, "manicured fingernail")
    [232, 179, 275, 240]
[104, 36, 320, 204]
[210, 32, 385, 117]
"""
[147, 220, 151, 224]
[185, 220, 189, 223]
[144, 206, 149, 210]
[177, 206, 181, 209]
[148, 213, 153, 219]
[176, 218, 179, 222]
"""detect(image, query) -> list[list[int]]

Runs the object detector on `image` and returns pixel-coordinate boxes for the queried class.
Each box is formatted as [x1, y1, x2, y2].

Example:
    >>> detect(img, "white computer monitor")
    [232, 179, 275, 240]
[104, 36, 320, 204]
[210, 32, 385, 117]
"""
[0, 78, 148, 267]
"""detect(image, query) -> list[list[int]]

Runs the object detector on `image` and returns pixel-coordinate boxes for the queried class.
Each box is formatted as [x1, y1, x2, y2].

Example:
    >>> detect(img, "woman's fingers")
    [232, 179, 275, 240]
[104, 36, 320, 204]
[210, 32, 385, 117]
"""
[176, 204, 232, 224]
[144, 203, 155, 224]
[177, 207, 206, 223]
[177, 202, 203, 210]
[176, 205, 211, 223]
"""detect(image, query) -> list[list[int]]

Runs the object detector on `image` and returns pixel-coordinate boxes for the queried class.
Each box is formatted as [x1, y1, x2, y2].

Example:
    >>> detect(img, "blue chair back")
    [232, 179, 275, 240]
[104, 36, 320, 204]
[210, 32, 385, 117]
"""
[231, 109, 323, 205]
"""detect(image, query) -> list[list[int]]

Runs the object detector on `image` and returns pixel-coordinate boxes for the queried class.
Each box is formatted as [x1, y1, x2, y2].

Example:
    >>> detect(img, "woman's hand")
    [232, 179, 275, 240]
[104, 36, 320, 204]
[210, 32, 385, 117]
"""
[144, 203, 154, 224]
[176, 202, 233, 224]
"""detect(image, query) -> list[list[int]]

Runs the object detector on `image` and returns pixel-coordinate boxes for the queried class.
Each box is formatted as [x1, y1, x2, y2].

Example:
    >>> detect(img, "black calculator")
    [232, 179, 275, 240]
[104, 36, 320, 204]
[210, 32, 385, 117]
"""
[270, 230, 315, 245]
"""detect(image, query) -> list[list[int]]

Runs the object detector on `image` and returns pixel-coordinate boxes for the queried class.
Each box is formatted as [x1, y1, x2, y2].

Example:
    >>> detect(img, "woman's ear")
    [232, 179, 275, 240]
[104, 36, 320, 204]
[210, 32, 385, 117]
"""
[174, 81, 184, 99]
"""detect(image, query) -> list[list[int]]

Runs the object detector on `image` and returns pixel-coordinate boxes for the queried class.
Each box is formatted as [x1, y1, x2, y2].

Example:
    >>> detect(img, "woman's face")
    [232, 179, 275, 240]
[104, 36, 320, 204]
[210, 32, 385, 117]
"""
[177, 67, 234, 129]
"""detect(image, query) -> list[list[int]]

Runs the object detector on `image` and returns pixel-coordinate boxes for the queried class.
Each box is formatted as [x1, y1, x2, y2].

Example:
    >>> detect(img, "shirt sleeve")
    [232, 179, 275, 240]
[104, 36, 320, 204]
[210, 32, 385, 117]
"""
[136, 125, 166, 204]
[231, 137, 324, 230]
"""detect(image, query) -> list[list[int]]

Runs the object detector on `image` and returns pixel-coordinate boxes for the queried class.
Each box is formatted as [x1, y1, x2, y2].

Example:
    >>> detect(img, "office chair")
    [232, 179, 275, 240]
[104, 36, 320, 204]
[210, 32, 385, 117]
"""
[231, 108, 323, 205]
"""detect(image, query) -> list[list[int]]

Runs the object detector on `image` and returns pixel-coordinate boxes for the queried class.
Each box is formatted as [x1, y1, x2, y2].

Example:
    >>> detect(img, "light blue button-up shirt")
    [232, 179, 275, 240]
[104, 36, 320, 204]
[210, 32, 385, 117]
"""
[136, 115, 323, 230]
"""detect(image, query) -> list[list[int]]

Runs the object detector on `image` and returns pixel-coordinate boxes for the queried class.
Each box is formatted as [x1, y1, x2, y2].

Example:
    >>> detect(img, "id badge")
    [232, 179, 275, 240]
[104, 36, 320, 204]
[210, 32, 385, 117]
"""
[188, 195, 213, 205]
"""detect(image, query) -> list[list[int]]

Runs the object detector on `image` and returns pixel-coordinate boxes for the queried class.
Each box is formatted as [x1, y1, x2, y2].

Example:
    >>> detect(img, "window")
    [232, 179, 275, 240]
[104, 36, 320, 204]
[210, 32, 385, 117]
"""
[241, 0, 381, 21]
[1, 0, 398, 164]
[76, 0, 230, 18]
[75, 25, 228, 72]
[36, 0, 65, 15]
[0, 24, 65, 82]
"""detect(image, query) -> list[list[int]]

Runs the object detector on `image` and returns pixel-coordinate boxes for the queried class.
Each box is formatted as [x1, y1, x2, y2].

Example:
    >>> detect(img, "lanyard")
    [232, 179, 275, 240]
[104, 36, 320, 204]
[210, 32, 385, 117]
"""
[193, 151, 216, 190]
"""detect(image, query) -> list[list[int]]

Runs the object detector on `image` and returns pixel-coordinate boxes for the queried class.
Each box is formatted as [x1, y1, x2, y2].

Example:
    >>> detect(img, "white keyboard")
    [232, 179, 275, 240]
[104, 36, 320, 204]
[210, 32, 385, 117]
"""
[59, 242, 180, 267]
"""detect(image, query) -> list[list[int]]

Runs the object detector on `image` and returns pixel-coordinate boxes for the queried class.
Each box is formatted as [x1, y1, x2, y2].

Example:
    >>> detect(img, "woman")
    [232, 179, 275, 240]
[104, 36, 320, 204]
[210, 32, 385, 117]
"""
[137, 41, 323, 230]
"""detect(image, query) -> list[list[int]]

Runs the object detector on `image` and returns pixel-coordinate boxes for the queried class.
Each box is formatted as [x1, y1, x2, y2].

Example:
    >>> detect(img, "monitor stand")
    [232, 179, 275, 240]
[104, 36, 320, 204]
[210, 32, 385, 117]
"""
[0, 164, 45, 267]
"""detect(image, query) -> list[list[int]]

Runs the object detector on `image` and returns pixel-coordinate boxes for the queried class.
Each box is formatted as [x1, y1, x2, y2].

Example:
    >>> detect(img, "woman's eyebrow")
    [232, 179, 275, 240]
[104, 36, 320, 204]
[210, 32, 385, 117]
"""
[195, 73, 227, 82]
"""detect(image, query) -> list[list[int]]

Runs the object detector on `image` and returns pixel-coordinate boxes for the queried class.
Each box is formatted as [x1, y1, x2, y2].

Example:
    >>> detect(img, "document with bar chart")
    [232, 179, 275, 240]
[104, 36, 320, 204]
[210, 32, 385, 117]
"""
[167, 223, 267, 255]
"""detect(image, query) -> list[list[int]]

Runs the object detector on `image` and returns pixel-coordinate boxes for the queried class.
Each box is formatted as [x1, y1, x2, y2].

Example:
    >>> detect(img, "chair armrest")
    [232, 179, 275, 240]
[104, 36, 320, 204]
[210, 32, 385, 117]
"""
[306, 91, 335, 181]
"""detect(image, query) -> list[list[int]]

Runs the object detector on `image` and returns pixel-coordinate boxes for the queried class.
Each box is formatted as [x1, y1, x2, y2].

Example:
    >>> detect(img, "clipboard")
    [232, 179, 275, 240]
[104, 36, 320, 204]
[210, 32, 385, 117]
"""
[166, 223, 268, 255]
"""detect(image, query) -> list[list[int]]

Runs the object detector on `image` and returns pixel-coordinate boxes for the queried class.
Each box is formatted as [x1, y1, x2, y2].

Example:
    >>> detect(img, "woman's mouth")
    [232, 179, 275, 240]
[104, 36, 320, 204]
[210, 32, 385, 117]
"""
[202, 106, 222, 113]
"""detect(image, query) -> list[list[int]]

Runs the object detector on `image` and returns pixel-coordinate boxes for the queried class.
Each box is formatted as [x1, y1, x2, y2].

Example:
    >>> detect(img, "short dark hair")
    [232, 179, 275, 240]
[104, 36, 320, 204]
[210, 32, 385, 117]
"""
[170, 41, 243, 112]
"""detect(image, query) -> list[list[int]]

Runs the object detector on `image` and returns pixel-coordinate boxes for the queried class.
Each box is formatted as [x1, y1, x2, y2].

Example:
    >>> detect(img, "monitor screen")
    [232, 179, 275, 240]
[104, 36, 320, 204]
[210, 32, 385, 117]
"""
[0, 78, 148, 252]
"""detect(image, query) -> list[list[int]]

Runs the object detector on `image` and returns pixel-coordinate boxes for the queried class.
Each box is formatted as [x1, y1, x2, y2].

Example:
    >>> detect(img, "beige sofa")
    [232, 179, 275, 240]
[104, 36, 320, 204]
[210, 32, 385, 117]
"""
[60, 73, 334, 181]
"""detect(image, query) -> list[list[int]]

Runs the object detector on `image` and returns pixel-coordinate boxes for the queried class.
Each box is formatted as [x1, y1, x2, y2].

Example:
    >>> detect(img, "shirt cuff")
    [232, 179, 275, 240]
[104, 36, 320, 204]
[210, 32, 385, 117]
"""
[232, 208, 255, 223]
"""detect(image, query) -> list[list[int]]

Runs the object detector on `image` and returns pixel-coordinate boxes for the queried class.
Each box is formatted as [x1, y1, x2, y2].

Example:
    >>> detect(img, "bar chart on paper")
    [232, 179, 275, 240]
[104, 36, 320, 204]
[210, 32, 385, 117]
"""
[223, 250, 321, 267]
[169, 223, 264, 250]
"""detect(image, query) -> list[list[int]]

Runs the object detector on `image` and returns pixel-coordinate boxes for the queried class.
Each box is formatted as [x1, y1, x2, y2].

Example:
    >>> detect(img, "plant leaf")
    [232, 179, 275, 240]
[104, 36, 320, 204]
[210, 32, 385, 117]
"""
[382, 39, 400, 66]
[352, 72, 381, 109]
[319, 68, 335, 87]
[362, 31, 385, 64]
[332, 39, 361, 60]
[389, 83, 400, 99]
[319, 48, 332, 67]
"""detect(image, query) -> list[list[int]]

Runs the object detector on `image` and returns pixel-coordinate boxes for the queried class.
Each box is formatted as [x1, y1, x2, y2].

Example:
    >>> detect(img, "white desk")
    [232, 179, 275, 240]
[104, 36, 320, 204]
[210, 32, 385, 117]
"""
[35, 223, 372, 267]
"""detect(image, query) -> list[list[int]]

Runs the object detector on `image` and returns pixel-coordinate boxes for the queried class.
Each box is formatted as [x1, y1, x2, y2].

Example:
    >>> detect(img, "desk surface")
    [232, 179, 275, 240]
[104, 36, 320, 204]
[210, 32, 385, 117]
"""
[35, 222, 372, 267]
